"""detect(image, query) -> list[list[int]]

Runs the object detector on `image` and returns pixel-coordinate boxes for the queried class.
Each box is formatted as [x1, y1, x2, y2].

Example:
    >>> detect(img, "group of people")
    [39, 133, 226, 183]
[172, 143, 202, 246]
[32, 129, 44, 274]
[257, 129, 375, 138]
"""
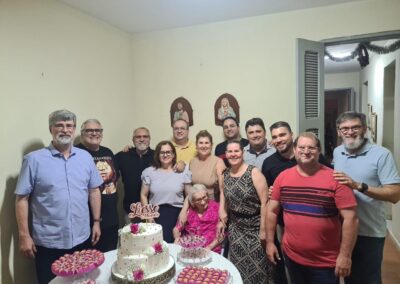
[15, 109, 400, 284]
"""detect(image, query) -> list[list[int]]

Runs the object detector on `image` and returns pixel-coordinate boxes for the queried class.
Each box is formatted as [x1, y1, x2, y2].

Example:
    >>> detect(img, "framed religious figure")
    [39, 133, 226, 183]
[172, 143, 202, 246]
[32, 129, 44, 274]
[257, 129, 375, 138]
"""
[170, 97, 193, 127]
[214, 93, 240, 126]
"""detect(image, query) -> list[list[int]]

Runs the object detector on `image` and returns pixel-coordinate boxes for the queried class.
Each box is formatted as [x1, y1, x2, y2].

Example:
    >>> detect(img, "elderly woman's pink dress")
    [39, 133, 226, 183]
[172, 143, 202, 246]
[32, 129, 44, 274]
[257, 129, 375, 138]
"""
[182, 200, 221, 253]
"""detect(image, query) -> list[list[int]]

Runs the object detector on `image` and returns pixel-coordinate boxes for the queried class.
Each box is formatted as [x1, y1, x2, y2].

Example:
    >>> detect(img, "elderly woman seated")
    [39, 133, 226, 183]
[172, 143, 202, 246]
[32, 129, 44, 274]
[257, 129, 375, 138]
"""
[173, 184, 224, 253]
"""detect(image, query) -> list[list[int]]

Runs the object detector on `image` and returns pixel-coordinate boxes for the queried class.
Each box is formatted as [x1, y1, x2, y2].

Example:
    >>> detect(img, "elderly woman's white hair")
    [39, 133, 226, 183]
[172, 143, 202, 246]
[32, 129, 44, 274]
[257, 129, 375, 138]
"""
[188, 184, 208, 206]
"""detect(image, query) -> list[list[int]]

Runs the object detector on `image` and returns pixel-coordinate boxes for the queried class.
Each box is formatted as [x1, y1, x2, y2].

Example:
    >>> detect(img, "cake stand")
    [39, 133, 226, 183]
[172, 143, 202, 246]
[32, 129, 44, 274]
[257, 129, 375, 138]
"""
[111, 255, 175, 284]
[51, 249, 105, 283]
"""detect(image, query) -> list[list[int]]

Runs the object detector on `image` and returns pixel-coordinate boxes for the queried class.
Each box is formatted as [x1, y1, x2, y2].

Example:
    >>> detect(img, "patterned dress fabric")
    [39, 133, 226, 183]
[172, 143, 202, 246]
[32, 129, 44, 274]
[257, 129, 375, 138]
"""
[224, 165, 274, 284]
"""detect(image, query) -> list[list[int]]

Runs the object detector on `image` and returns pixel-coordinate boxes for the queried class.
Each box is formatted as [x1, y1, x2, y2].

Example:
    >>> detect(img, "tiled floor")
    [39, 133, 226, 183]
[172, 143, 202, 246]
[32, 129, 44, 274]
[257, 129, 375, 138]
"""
[382, 234, 400, 284]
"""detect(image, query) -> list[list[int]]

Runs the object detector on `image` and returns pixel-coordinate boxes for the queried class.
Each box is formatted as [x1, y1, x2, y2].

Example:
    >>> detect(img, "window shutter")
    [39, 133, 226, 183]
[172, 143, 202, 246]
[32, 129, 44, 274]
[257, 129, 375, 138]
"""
[296, 39, 325, 152]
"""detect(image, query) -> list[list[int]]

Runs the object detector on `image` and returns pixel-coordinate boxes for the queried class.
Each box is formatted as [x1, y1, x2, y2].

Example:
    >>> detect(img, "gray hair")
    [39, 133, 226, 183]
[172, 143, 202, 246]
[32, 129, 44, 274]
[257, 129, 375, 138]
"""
[48, 109, 76, 127]
[133, 127, 150, 136]
[336, 111, 367, 128]
[81, 118, 102, 133]
[188, 184, 208, 206]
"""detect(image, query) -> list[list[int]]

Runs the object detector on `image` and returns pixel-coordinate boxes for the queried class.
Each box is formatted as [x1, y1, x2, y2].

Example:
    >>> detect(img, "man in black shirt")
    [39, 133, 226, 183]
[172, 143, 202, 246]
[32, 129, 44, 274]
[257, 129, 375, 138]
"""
[263, 122, 332, 187]
[76, 119, 119, 252]
[215, 116, 248, 167]
[115, 127, 154, 222]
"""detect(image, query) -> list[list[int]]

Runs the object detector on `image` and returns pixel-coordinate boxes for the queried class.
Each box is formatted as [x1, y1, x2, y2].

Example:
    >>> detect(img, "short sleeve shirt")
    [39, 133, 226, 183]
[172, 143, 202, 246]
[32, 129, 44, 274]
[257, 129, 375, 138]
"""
[15, 144, 103, 249]
[243, 143, 276, 169]
[171, 140, 197, 163]
[333, 140, 400, 237]
[141, 165, 192, 207]
[272, 165, 357, 267]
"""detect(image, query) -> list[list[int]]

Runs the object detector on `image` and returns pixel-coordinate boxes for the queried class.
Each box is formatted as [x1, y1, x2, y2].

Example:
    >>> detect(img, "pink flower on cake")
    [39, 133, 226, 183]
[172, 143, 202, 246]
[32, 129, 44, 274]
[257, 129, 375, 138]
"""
[133, 268, 144, 281]
[130, 223, 140, 234]
[153, 242, 163, 254]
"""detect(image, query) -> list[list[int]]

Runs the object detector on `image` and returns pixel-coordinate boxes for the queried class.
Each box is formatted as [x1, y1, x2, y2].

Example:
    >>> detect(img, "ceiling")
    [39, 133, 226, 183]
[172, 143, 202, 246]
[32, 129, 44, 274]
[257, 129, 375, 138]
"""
[58, 0, 391, 74]
[59, 0, 361, 34]
[325, 43, 363, 73]
[324, 40, 399, 73]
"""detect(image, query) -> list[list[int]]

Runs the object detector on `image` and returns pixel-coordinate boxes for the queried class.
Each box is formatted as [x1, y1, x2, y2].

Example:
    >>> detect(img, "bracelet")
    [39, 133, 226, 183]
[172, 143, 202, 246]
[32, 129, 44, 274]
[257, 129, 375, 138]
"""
[93, 218, 102, 222]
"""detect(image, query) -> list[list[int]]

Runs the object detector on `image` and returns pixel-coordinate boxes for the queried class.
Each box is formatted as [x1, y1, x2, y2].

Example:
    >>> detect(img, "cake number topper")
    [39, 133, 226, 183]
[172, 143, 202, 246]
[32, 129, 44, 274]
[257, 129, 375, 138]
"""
[128, 202, 160, 220]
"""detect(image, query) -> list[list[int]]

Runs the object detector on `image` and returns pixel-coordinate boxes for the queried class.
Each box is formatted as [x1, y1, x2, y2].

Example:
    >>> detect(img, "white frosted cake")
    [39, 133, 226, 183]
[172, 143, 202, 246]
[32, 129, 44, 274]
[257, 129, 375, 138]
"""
[114, 223, 171, 281]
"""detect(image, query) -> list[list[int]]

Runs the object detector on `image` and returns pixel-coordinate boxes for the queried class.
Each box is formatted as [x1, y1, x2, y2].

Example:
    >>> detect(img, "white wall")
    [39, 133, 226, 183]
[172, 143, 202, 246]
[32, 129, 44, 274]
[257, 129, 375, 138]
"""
[129, 0, 400, 144]
[1, 0, 400, 282]
[0, 0, 133, 282]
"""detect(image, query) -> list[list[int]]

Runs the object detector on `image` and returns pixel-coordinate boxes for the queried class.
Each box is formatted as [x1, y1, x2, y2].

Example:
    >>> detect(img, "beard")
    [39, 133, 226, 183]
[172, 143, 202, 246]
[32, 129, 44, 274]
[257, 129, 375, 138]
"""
[135, 142, 149, 151]
[343, 135, 365, 151]
[278, 141, 293, 154]
[55, 134, 73, 145]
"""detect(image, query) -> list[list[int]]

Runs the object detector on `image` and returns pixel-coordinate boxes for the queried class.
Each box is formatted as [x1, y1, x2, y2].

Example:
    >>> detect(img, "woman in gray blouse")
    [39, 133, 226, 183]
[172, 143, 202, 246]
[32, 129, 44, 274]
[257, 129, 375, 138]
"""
[141, 140, 192, 242]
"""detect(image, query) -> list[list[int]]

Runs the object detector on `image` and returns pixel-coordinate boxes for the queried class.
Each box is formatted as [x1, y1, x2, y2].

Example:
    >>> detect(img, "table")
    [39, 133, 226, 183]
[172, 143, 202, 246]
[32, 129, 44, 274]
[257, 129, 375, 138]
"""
[50, 244, 243, 284]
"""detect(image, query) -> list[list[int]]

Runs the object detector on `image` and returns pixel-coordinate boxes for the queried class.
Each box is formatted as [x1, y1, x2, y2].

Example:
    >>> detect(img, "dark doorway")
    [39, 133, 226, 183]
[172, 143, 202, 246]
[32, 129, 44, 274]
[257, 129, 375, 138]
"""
[324, 88, 354, 161]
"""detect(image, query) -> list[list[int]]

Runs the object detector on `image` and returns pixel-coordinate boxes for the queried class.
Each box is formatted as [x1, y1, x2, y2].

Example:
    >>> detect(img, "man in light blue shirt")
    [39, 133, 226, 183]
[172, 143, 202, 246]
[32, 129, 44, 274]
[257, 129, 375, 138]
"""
[333, 111, 400, 284]
[15, 109, 103, 284]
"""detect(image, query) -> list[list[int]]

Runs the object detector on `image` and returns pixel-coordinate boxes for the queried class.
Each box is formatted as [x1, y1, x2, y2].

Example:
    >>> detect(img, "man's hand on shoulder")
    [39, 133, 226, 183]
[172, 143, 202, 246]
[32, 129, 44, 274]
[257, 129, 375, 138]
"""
[173, 161, 186, 173]
[333, 171, 358, 189]
[122, 144, 133, 152]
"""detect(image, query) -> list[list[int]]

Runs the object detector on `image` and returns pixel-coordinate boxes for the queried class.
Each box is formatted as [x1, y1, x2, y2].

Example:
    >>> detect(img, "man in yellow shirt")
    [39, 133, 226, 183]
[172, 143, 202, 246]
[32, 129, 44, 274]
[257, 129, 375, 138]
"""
[171, 119, 196, 163]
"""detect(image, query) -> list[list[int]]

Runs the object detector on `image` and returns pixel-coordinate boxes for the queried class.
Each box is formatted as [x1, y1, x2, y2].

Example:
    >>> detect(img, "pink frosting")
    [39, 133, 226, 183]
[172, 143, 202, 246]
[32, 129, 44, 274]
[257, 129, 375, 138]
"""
[51, 249, 104, 277]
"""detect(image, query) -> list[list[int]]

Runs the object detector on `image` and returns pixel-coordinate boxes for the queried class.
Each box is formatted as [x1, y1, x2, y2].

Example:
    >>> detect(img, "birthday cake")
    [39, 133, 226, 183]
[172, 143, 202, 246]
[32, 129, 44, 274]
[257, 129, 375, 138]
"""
[177, 235, 211, 265]
[112, 203, 175, 283]
[112, 223, 171, 281]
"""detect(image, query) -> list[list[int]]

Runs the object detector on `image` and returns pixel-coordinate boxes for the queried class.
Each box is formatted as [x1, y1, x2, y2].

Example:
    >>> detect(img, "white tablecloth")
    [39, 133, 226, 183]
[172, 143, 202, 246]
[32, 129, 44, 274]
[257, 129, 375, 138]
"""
[50, 244, 243, 284]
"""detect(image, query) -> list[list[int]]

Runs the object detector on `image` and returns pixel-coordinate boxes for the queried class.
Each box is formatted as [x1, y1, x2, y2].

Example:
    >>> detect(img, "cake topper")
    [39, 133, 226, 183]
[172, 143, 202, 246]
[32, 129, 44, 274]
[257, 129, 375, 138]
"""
[128, 202, 160, 220]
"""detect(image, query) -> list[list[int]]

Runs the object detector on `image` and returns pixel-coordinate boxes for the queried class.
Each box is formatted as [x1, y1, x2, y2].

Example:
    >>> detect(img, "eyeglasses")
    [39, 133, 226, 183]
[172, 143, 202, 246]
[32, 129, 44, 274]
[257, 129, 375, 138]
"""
[159, 151, 174, 156]
[193, 195, 208, 203]
[134, 135, 150, 139]
[173, 127, 187, 131]
[297, 146, 319, 153]
[53, 123, 76, 130]
[338, 125, 363, 134]
[84, 128, 103, 134]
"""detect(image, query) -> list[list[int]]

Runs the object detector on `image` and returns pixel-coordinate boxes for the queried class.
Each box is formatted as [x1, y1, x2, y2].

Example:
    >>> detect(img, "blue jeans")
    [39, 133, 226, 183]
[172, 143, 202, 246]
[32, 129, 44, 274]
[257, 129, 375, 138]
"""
[345, 235, 385, 284]
[284, 254, 338, 284]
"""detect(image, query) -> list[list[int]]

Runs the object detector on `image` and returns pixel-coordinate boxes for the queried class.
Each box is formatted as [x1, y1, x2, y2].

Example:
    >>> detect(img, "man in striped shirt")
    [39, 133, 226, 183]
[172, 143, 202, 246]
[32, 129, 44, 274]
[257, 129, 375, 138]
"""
[266, 132, 358, 284]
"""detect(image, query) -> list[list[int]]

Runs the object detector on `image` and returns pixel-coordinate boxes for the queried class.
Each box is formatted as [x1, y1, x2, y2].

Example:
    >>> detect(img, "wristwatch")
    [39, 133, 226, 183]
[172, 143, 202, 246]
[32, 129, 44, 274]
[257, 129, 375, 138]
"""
[358, 183, 369, 193]
[93, 218, 102, 223]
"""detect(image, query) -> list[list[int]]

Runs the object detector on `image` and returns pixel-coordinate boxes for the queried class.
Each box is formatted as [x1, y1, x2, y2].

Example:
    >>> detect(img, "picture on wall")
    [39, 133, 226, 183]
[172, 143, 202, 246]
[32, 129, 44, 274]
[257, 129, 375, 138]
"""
[170, 97, 193, 127]
[214, 93, 240, 126]
[371, 112, 377, 143]
[367, 103, 373, 129]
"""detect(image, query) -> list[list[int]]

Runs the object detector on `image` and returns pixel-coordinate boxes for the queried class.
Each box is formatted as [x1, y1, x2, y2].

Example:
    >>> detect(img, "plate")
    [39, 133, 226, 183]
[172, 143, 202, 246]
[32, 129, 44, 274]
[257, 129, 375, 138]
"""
[174, 267, 232, 284]
[177, 248, 212, 266]
[51, 250, 105, 277]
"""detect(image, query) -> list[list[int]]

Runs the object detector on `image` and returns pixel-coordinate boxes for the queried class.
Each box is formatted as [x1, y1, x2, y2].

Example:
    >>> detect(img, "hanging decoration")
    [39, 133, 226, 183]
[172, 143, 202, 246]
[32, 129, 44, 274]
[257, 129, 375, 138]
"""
[325, 40, 400, 66]
[357, 44, 369, 67]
